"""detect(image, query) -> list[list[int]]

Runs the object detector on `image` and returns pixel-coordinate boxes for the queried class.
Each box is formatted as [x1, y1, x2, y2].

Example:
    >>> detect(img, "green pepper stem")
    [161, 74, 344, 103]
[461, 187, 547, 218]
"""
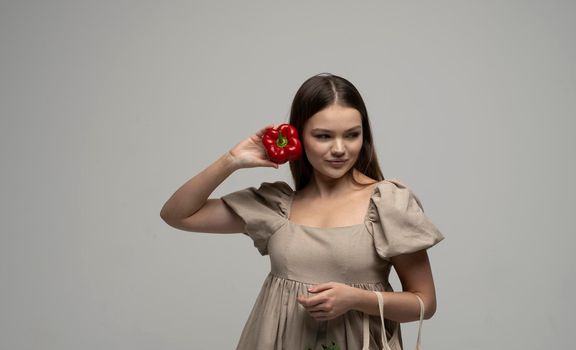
[276, 131, 288, 148]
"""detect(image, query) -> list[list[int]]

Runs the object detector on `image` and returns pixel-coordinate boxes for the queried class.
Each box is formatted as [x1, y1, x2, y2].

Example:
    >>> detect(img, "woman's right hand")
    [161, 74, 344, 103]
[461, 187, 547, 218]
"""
[227, 124, 281, 170]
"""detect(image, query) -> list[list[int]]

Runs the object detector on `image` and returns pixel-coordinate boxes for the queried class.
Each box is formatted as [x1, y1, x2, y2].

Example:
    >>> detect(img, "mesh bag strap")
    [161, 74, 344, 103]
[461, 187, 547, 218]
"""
[362, 292, 426, 350]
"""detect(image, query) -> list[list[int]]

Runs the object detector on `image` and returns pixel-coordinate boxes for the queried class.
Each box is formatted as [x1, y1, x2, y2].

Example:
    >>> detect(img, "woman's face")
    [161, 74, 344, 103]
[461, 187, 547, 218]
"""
[302, 104, 364, 181]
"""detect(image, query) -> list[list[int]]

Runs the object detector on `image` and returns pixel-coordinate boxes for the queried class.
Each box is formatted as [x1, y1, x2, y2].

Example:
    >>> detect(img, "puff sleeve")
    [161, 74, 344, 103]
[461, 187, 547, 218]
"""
[220, 181, 292, 255]
[366, 179, 445, 259]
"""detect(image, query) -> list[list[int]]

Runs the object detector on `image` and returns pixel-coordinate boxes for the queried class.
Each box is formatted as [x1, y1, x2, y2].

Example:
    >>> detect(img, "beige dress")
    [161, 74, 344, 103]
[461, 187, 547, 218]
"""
[221, 178, 445, 350]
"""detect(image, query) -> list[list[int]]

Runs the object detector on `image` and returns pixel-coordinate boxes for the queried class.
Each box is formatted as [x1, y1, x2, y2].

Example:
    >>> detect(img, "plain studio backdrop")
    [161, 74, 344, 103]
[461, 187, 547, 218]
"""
[1, 0, 574, 349]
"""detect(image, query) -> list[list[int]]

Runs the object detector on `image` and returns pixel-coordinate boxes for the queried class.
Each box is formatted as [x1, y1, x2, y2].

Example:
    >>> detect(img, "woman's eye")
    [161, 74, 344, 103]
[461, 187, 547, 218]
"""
[315, 133, 359, 139]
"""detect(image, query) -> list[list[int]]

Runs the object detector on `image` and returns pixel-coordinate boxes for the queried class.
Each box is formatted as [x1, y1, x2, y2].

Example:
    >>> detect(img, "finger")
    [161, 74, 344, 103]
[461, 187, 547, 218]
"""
[308, 283, 333, 293]
[256, 124, 275, 137]
[297, 298, 312, 307]
[297, 295, 309, 305]
[263, 161, 279, 169]
[299, 295, 324, 308]
[307, 304, 329, 313]
[297, 295, 308, 306]
[255, 156, 279, 169]
[309, 311, 331, 320]
[310, 309, 329, 316]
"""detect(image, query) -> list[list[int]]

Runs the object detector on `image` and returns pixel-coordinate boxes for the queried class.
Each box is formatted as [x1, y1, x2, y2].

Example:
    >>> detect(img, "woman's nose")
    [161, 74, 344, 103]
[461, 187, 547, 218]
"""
[331, 139, 345, 154]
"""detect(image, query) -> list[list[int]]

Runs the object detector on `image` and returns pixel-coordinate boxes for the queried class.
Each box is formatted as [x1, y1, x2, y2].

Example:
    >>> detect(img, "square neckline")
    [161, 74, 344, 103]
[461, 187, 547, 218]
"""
[285, 180, 385, 230]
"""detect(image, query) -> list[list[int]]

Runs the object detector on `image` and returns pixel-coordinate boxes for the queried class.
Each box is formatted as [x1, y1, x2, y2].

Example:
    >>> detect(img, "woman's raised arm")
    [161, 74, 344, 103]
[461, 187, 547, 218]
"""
[159, 124, 279, 233]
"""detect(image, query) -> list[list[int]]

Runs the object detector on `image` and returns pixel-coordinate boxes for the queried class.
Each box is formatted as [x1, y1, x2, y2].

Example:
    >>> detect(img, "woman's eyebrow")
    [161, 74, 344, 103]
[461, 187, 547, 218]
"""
[311, 126, 362, 132]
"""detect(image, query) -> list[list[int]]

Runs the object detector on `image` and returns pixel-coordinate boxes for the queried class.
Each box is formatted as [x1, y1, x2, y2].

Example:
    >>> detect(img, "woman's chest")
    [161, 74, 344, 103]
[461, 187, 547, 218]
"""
[288, 190, 374, 228]
[266, 222, 390, 284]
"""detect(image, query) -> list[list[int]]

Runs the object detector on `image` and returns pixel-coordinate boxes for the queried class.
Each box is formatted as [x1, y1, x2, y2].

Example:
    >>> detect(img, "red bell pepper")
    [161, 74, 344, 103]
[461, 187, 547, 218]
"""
[261, 123, 302, 164]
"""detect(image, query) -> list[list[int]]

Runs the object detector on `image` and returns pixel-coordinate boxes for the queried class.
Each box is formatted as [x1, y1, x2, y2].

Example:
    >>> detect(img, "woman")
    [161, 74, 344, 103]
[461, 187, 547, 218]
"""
[160, 73, 445, 350]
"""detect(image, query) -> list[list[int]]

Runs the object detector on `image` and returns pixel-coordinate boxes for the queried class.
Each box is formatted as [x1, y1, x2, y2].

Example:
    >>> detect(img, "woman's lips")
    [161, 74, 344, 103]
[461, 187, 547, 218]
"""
[326, 159, 348, 167]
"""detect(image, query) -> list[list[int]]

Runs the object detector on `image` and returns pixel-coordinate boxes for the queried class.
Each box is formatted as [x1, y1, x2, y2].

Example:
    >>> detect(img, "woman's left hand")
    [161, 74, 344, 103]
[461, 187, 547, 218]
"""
[297, 282, 358, 321]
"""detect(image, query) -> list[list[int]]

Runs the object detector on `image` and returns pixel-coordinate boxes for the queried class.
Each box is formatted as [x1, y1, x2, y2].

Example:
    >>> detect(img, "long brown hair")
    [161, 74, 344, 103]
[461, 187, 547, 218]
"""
[288, 73, 385, 191]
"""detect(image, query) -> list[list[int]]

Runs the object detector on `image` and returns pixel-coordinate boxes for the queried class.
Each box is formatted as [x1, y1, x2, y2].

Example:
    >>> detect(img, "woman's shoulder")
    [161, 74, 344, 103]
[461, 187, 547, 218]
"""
[260, 180, 293, 190]
[367, 177, 445, 258]
[370, 177, 430, 214]
[253, 180, 294, 202]
[220, 180, 293, 222]
[221, 180, 293, 204]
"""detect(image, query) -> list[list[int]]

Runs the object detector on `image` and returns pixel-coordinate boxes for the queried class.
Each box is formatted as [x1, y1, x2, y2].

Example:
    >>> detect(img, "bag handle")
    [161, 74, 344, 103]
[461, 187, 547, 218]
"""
[414, 294, 424, 350]
[361, 292, 425, 350]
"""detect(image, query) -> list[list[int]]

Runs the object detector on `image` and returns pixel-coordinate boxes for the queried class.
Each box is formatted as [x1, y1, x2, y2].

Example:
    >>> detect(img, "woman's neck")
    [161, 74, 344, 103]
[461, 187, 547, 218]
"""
[305, 170, 375, 199]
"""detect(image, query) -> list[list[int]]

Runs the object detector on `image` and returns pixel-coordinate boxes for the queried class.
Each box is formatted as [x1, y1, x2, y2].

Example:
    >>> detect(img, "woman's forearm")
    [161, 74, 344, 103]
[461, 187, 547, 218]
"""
[160, 152, 239, 223]
[351, 288, 436, 322]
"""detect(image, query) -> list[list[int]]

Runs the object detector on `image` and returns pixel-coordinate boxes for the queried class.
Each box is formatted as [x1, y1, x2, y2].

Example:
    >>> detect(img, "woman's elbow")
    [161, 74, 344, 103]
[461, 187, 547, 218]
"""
[160, 209, 174, 226]
[160, 208, 183, 229]
[423, 298, 437, 320]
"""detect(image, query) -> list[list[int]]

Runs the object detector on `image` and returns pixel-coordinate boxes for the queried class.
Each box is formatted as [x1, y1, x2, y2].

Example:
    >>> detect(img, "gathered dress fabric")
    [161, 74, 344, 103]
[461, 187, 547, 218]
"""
[220, 179, 445, 350]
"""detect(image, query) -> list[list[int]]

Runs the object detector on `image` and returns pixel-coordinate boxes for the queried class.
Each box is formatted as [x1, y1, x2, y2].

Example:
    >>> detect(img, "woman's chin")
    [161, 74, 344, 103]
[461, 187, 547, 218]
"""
[315, 166, 354, 180]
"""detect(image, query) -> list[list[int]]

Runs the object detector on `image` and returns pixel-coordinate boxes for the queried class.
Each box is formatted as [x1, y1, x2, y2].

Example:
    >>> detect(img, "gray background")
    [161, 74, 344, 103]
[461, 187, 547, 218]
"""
[1, 0, 574, 349]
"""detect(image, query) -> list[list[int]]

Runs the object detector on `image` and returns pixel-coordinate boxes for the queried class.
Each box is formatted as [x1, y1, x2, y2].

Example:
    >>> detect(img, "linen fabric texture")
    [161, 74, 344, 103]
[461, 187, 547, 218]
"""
[220, 179, 444, 350]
